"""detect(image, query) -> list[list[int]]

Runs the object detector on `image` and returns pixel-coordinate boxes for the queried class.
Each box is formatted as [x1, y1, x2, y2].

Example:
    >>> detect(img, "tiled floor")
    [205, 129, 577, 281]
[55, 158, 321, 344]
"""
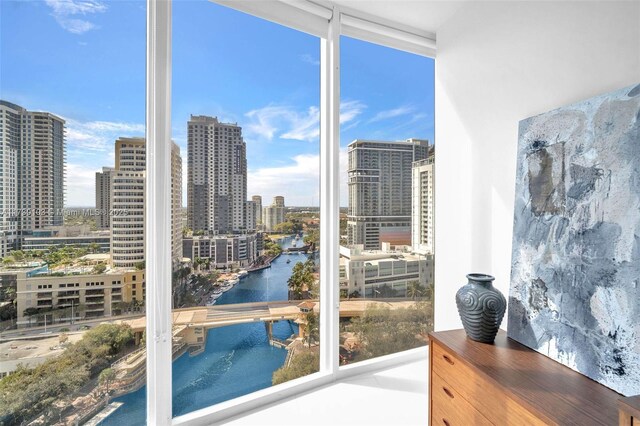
[223, 357, 429, 426]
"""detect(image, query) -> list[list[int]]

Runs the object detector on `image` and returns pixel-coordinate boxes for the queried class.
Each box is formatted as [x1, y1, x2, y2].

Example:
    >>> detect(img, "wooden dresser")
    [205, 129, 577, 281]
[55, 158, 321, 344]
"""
[619, 395, 640, 425]
[429, 330, 623, 425]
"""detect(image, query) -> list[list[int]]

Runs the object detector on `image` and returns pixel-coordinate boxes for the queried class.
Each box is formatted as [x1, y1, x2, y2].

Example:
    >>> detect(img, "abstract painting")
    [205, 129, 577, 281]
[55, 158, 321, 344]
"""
[508, 83, 640, 396]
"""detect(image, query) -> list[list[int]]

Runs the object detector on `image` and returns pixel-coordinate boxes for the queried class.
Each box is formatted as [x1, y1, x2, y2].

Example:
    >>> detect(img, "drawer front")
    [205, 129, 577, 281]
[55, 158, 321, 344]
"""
[432, 341, 547, 426]
[431, 371, 492, 426]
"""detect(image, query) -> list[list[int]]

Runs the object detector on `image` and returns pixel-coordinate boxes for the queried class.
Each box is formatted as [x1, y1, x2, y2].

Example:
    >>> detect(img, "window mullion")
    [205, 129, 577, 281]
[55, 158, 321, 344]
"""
[146, 0, 173, 424]
[319, 6, 340, 376]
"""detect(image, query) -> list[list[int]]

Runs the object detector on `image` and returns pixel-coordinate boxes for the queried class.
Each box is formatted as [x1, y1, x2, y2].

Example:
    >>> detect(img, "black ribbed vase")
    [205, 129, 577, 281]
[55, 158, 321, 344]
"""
[455, 273, 506, 343]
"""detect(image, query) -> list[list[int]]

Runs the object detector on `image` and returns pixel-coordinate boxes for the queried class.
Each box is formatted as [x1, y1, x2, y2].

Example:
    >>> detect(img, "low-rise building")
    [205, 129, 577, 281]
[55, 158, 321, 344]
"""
[182, 234, 258, 269]
[8, 267, 145, 327]
[23, 234, 111, 252]
[339, 243, 434, 298]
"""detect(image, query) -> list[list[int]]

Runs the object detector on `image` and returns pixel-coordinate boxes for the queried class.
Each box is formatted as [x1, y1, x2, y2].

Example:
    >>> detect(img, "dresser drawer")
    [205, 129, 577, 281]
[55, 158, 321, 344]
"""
[431, 371, 491, 426]
[432, 341, 546, 426]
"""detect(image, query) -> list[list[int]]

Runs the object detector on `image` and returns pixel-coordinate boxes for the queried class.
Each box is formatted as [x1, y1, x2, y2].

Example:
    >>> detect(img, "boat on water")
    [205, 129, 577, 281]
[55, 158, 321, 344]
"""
[292, 241, 297, 247]
[286, 259, 291, 264]
[238, 270, 248, 279]
[295, 234, 301, 240]
[208, 291, 223, 305]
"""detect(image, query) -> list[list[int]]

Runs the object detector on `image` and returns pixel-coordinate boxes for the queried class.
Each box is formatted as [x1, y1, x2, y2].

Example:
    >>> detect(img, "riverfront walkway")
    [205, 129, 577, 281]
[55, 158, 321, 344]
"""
[84, 402, 123, 426]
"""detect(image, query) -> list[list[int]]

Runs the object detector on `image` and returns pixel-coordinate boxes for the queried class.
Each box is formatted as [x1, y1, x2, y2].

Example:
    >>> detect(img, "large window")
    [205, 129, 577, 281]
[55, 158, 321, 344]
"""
[0, 1, 146, 424]
[101, 2, 321, 424]
[338, 37, 435, 365]
[0, 1, 435, 424]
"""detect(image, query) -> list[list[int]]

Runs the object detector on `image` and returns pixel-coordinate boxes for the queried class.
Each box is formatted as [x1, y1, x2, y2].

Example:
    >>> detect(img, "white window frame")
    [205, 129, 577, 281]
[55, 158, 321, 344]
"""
[145, 1, 436, 425]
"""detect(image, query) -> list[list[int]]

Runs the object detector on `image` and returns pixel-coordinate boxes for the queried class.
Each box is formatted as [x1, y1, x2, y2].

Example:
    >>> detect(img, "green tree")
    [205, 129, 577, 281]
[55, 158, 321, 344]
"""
[272, 351, 319, 385]
[407, 281, 426, 300]
[0, 302, 17, 322]
[0, 323, 133, 424]
[89, 243, 101, 254]
[288, 261, 314, 300]
[263, 240, 283, 257]
[303, 229, 319, 247]
[304, 311, 319, 348]
[348, 302, 433, 362]
[23, 307, 39, 327]
[99, 368, 116, 399]
[134, 260, 145, 270]
[93, 263, 107, 274]
[273, 221, 302, 234]
[373, 284, 396, 298]
[11, 250, 25, 263]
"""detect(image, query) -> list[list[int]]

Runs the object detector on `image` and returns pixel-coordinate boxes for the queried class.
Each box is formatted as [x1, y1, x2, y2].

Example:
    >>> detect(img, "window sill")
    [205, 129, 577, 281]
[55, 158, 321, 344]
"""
[172, 346, 428, 426]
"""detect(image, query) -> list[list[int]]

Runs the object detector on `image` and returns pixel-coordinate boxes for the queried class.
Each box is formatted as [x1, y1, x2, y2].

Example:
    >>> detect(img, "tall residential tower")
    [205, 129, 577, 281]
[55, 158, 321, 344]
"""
[95, 167, 115, 229]
[110, 137, 182, 268]
[187, 115, 248, 234]
[252, 195, 262, 224]
[411, 156, 435, 255]
[0, 101, 65, 256]
[347, 138, 429, 250]
[263, 196, 285, 232]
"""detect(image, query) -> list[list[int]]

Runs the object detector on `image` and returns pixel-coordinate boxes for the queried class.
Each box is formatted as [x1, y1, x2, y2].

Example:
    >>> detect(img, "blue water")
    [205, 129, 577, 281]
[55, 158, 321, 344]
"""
[102, 236, 310, 425]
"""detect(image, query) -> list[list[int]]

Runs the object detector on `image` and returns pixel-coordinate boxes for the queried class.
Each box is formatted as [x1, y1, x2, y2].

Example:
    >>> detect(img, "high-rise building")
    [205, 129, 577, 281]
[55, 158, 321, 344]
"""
[252, 195, 262, 224]
[411, 157, 434, 255]
[171, 143, 183, 262]
[0, 101, 65, 257]
[347, 138, 429, 250]
[111, 138, 145, 268]
[110, 137, 182, 268]
[245, 201, 256, 232]
[187, 115, 247, 234]
[263, 196, 286, 232]
[96, 167, 115, 229]
[0, 101, 21, 257]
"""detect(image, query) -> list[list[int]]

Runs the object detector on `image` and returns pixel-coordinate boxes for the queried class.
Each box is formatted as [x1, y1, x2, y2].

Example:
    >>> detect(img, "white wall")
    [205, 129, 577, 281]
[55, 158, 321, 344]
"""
[434, 1, 640, 331]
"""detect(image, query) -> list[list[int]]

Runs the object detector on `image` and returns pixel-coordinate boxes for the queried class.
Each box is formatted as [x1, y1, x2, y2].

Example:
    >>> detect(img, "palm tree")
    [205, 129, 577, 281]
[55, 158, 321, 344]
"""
[304, 311, 319, 348]
[377, 284, 396, 298]
[407, 281, 426, 300]
[288, 262, 308, 300]
[23, 307, 39, 327]
[99, 368, 116, 400]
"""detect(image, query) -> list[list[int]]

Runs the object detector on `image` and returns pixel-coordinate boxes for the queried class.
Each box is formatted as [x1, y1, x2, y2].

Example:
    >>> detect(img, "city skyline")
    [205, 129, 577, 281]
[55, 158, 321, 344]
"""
[0, 0, 435, 207]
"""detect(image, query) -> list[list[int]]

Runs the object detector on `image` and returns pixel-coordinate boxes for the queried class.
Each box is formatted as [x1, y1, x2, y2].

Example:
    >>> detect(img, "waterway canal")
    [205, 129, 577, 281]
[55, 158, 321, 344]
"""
[102, 236, 310, 425]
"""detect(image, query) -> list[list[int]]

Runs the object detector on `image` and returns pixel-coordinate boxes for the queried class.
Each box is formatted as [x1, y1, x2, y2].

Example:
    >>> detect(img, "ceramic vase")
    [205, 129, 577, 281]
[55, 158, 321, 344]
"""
[455, 273, 506, 343]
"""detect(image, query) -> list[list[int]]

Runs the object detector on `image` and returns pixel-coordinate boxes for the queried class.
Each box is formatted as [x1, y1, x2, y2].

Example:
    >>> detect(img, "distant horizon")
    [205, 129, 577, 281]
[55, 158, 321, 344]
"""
[62, 204, 348, 210]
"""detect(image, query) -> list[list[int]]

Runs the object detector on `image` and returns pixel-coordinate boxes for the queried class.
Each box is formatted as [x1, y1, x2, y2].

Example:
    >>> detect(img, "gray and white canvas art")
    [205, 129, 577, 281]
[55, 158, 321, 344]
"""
[508, 83, 640, 396]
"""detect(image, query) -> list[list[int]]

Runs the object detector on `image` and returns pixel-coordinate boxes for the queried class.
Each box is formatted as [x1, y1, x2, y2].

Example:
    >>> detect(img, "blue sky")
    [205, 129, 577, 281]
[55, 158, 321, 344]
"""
[0, 0, 434, 207]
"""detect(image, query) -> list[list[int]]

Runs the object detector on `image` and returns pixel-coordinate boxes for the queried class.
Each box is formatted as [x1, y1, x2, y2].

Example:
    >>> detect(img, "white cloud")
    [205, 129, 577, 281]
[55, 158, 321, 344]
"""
[44, 0, 107, 34]
[245, 105, 292, 141]
[247, 148, 350, 207]
[66, 163, 99, 206]
[66, 119, 145, 152]
[368, 105, 414, 123]
[300, 54, 320, 66]
[281, 107, 319, 141]
[245, 100, 365, 143]
[248, 155, 320, 206]
[340, 100, 366, 125]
